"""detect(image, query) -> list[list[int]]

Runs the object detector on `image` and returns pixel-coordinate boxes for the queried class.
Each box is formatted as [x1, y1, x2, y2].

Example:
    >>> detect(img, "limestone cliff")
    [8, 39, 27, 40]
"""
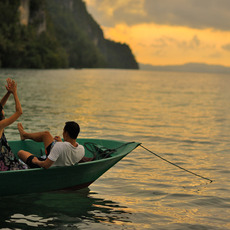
[46, 0, 139, 69]
[19, 0, 30, 26]
[0, 0, 138, 69]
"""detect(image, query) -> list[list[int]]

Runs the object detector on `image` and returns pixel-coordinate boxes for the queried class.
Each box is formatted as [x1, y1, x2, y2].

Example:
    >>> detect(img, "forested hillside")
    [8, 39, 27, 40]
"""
[0, 0, 139, 69]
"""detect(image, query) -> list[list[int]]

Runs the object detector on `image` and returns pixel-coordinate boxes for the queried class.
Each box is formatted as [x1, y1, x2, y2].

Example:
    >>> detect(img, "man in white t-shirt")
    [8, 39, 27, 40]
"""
[17, 121, 85, 169]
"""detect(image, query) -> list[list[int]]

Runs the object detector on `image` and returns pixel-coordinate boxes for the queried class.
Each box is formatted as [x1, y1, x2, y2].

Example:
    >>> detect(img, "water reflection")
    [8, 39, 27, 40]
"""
[1, 189, 131, 229]
[1, 69, 230, 229]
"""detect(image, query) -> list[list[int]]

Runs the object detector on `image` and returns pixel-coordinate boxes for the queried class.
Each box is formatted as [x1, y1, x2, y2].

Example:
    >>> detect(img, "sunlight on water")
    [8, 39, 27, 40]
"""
[0, 69, 230, 229]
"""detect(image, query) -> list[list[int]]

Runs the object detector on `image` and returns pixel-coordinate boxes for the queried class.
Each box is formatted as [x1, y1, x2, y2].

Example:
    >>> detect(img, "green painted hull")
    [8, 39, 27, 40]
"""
[0, 139, 140, 197]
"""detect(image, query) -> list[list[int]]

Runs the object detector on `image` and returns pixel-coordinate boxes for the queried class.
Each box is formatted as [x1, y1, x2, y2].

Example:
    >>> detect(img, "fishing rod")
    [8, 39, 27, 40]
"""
[140, 144, 213, 183]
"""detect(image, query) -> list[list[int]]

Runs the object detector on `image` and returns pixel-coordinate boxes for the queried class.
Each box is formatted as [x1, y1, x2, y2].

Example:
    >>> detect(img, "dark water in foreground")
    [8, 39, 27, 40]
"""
[0, 69, 230, 229]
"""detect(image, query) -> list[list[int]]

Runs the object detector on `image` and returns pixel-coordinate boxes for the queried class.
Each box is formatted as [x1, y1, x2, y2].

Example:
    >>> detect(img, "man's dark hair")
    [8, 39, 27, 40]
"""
[64, 121, 80, 139]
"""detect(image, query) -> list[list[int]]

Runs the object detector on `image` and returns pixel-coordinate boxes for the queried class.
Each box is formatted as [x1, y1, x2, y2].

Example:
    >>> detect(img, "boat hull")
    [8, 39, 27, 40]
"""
[0, 139, 140, 196]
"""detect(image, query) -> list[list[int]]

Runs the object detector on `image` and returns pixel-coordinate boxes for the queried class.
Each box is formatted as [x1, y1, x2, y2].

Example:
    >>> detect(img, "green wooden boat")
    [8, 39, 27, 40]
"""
[0, 139, 140, 197]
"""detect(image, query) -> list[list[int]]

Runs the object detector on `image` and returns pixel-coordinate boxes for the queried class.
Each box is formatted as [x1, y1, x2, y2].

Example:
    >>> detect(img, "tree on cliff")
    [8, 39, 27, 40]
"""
[0, 0, 68, 68]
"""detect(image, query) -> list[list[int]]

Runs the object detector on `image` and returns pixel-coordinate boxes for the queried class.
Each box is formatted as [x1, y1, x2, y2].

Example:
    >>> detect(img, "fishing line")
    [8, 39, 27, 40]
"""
[140, 144, 213, 183]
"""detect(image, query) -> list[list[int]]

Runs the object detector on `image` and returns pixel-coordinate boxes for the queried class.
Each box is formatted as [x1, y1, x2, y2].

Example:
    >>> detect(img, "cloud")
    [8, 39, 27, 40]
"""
[222, 44, 230, 51]
[85, 0, 145, 26]
[188, 35, 201, 49]
[209, 52, 222, 58]
[85, 0, 230, 66]
[155, 35, 201, 50]
[144, 0, 230, 31]
[85, 0, 230, 31]
[103, 23, 230, 66]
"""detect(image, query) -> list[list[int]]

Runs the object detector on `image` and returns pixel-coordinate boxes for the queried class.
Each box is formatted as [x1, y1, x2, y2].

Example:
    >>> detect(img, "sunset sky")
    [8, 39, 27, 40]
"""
[84, 0, 230, 67]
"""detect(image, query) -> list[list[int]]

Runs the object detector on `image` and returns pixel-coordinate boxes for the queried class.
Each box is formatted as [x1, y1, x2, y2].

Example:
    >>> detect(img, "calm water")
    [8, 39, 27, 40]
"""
[0, 69, 230, 229]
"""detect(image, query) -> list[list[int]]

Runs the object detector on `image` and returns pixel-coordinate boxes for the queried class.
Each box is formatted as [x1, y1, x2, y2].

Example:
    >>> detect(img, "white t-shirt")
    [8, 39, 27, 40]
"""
[48, 142, 85, 167]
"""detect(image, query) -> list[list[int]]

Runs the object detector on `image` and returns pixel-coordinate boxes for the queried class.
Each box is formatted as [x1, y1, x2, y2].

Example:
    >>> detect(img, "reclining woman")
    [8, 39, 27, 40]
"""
[0, 78, 27, 171]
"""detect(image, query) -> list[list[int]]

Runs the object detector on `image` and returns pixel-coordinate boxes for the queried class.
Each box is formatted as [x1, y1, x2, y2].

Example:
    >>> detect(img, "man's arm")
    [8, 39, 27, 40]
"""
[32, 157, 54, 169]
[54, 136, 62, 142]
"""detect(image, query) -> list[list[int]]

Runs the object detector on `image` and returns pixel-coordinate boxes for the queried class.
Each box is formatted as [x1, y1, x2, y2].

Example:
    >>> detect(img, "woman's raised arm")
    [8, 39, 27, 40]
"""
[0, 79, 23, 131]
[0, 78, 12, 107]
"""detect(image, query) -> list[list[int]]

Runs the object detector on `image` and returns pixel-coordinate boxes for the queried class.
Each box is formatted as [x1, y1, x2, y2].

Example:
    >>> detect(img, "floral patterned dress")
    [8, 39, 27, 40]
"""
[0, 133, 27, 171]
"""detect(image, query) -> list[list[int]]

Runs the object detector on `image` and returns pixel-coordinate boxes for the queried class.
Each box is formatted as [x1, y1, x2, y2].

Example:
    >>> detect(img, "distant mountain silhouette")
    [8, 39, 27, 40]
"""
[139, 63, 230, 74]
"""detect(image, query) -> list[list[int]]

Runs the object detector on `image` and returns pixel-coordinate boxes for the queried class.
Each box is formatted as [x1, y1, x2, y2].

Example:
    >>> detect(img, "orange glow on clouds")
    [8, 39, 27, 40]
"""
[84, 0, 230, 66]
[103, 23, 230, 66]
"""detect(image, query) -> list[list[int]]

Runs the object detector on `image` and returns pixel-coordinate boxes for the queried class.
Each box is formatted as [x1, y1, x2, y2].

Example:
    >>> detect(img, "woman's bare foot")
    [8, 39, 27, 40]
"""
[17, 123, 26, 140]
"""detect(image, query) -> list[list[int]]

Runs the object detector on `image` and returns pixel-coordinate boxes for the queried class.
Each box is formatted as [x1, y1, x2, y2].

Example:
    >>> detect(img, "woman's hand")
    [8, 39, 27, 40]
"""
[6, 78, 17, 94]
[0, 78, 22, 131]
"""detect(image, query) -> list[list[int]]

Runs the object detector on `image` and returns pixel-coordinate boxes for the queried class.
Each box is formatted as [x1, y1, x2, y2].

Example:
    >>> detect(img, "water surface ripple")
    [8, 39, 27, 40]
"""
[0, 69, 230, 229]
